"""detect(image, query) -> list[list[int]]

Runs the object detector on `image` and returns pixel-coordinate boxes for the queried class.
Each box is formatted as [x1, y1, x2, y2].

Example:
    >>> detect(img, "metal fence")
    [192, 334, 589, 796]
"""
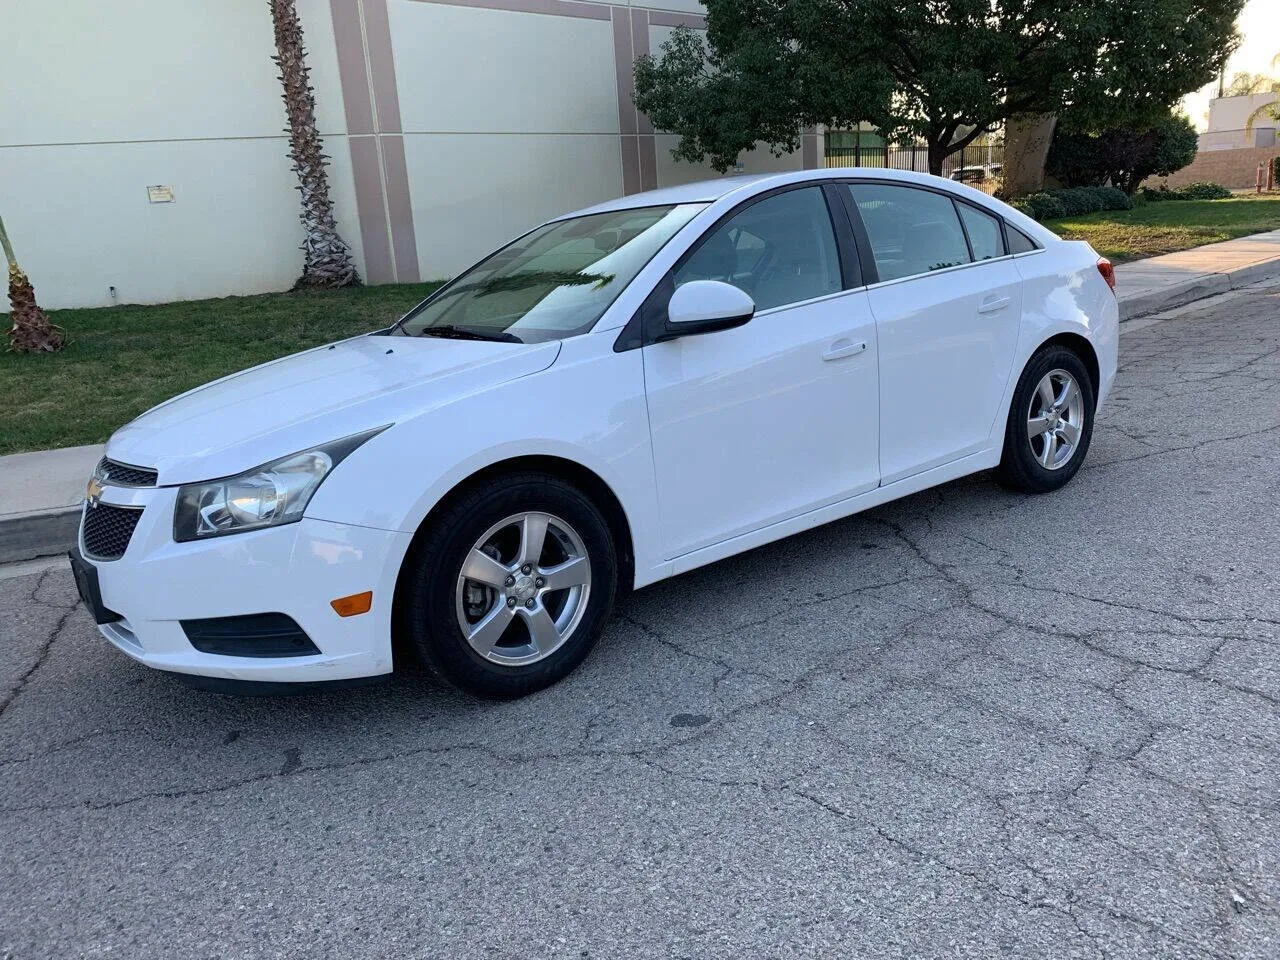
[824, 143, 1005, 191]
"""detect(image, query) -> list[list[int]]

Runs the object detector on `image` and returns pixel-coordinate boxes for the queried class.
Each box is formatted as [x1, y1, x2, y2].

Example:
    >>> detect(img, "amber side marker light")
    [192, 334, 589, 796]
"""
[331, 591, 373, 617]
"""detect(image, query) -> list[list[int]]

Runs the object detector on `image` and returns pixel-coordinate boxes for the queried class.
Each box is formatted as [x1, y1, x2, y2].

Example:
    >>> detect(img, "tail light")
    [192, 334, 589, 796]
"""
[1096, 257, 1116, 293]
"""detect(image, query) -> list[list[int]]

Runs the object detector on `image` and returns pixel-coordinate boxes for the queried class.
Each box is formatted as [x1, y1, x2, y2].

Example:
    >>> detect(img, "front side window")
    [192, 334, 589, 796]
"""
[674, 187, 843, 312]
[957, 202, 1005, 261]
[397, 203, 706, 344]
[846, 184, 972, 282]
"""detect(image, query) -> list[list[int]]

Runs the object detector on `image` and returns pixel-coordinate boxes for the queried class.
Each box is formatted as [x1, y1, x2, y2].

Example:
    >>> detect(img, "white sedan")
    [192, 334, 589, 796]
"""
[70, 169, 1118, 698]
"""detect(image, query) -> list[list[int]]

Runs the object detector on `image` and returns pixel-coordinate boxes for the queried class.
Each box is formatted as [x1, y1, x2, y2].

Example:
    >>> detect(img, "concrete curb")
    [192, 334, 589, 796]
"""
[0, 508, 80, 564]
[1118, 246, 1280, 321]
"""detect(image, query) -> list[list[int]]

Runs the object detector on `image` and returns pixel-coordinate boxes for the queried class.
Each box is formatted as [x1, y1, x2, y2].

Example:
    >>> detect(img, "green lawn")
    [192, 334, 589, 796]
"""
[0, 282, 440, 456]
[1045, 192, 1280, 262]
[5, 192, 1280, 456]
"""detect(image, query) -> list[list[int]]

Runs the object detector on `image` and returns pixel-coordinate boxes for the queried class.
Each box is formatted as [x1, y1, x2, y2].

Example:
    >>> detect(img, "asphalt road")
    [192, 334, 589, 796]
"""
[3, 283, 1279, 960]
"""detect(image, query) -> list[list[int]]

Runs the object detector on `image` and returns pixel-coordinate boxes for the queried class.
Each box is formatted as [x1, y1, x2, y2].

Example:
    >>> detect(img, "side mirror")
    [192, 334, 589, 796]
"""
[657, 280, 755, 342]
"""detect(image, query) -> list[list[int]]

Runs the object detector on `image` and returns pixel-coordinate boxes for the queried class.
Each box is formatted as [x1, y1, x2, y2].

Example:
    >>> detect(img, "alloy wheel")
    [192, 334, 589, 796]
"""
[454, 511, 592, 666]
[1026, 368, 1085, 471]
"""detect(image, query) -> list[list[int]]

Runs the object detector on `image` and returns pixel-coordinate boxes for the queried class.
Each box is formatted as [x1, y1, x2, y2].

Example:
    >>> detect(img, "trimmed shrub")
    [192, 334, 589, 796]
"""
[1021, 192, 1067, 220]
[1007, 198, 1036, 219]
[1049, 187, 1099, 216]
[1013, 186, 1133, 221]
[1090, 186, 1134, 210]
[1177, 180, 1233, 200]
[1139, 182, 1232, 202]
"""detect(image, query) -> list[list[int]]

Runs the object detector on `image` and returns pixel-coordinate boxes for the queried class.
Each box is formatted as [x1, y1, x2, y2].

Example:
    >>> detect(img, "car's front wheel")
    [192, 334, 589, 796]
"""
[400, 472, 618, 698]
[994, 344, 1096, 493]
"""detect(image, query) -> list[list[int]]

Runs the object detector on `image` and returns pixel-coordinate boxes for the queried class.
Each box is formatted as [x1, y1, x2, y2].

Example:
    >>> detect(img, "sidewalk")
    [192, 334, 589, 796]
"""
[4, 228, 1280, 563]
[0, 444, 102, 563]
[1114, 229, 1280, 319]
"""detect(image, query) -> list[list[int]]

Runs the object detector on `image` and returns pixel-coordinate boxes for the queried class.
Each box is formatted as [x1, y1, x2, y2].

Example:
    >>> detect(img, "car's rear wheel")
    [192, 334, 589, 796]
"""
[994, 345, 1096, 493]
[400, 472, 617, 698]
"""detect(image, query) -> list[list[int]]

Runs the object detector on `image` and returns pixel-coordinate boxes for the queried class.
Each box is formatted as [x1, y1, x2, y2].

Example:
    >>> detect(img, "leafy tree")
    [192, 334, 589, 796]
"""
[1045, 113, 1199, 193]
[634, 0, 1244, 177]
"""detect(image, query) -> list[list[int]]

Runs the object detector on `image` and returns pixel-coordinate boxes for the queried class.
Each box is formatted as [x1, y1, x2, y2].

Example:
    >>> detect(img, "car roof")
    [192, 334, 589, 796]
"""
[556, 167, 1054, 244]
[565, 175, 774, 216]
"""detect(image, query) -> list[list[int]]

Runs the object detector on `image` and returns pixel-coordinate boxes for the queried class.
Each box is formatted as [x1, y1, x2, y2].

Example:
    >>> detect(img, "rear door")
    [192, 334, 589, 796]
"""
[840, 183, 1023, 484]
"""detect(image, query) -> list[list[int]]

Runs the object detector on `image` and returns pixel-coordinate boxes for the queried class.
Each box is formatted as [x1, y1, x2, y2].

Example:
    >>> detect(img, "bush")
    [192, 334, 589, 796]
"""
[1007, 198, 1036, 219]
[1177, 180, 1233, 200]
[1139, 181, 1232, 202]
[1045, 112, 1198, 193]
[1013, 186, 1134, 221]
[1049, 187, 1098, 216]
[1021, 192, 1067, 220]
[1090, 186, 1134, 210]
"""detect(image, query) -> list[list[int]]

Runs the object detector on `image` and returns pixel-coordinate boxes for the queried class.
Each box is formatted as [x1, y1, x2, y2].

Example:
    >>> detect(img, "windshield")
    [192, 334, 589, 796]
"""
[396, 203, 706, 344]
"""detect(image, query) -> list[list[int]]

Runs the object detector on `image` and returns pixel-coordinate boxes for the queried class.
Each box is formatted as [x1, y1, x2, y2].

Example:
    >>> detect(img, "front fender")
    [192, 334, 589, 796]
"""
[305, 329, 666, 589]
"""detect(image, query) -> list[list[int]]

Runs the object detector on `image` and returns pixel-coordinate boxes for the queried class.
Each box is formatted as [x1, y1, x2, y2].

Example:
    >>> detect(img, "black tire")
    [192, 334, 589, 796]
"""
[399, 472, 618, 698]
[994, 344, 1096, 493]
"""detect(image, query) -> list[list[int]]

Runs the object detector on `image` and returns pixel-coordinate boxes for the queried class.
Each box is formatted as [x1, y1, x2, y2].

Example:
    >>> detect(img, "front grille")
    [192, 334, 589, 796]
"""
[82, 504, 144, 561]
[98, 458, 157, 487]
[181, 613, 322, 658]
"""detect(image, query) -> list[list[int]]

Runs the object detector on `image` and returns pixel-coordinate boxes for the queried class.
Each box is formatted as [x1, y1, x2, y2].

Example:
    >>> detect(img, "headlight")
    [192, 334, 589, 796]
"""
[173, 428, 386, 542]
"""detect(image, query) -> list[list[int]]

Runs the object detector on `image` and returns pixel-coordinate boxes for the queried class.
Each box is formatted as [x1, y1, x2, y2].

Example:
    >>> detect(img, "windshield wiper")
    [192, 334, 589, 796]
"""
[420, 324, 522, 344]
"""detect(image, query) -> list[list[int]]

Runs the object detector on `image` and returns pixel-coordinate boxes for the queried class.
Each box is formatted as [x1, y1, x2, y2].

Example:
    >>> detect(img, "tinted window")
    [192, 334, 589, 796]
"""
[846, 184, 971, 282]
[1006, 226, 1038, 254]
[397, 203, 705, 343]
[675, 187, 842, 311]
[958, 203, 1005, 260]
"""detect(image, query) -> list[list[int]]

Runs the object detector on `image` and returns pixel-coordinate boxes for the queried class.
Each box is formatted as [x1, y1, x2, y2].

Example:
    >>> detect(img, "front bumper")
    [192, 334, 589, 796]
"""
[76, 484, 413, 683]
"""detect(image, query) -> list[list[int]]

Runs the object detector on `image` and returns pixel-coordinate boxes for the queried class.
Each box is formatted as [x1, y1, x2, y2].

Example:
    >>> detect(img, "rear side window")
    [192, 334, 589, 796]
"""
[1006, 226, 1039, 254]
[957, 203, 1005, 260]
[675, 187, 843, 311]
[845, 184, 971, 281]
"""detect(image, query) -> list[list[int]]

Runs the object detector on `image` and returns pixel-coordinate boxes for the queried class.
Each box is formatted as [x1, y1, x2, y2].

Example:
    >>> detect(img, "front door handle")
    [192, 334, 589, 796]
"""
[977, 295, 1012, 314]
[822, 338, 867, 361]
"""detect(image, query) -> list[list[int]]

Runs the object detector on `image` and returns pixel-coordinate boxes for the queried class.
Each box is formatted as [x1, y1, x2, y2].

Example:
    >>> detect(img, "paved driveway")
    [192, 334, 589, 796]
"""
[3, 284, 1279, 960]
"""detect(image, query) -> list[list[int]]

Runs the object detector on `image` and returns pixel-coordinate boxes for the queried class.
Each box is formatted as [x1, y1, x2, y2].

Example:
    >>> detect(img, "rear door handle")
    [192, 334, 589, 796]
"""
[978, 295, 1012, 314]
[822, 338, 867, 361]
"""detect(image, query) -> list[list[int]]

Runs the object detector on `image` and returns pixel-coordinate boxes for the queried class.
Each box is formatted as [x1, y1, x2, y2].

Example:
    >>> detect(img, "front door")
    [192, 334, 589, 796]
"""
[642, 186, 880, 559]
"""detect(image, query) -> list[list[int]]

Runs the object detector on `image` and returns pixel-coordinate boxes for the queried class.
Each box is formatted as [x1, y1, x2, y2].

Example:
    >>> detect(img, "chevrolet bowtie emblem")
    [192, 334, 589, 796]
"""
[86, 476, 104, 508]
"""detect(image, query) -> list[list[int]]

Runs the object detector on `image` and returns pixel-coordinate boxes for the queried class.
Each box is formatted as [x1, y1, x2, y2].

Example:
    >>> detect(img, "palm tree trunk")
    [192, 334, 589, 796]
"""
[269, 0, 360, 288]
[1, 215, 64, 354]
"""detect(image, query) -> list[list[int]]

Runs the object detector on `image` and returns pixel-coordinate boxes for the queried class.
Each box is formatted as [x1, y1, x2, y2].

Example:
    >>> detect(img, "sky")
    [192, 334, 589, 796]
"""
[1182, 0, 1280, 129]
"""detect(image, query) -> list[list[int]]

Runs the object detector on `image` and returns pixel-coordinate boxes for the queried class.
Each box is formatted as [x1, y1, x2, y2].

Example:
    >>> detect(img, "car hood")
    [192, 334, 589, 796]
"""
[106, 334, 561, 484]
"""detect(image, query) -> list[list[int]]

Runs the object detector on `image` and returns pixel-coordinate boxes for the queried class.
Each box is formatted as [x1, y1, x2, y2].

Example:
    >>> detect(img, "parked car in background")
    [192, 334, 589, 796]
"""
[70, 169, 1118, 698]
[950, 163, 1002, 184]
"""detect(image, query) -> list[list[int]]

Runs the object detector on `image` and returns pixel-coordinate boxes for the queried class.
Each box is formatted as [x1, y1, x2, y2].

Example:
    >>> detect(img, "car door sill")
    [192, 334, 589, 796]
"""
[663, 448, 999, 579]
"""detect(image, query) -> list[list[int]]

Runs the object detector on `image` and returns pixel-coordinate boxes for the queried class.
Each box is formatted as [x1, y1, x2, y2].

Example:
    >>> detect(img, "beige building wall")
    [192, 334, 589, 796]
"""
[1, 0, 813, 311]
[0, 0, 364, 310]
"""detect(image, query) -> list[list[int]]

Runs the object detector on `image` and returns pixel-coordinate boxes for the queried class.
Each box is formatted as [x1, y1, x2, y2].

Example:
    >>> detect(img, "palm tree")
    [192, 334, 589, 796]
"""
[269, 0, 360, 287]
[1, 215, 64, 354]
[1241, 53, 1280, 135]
